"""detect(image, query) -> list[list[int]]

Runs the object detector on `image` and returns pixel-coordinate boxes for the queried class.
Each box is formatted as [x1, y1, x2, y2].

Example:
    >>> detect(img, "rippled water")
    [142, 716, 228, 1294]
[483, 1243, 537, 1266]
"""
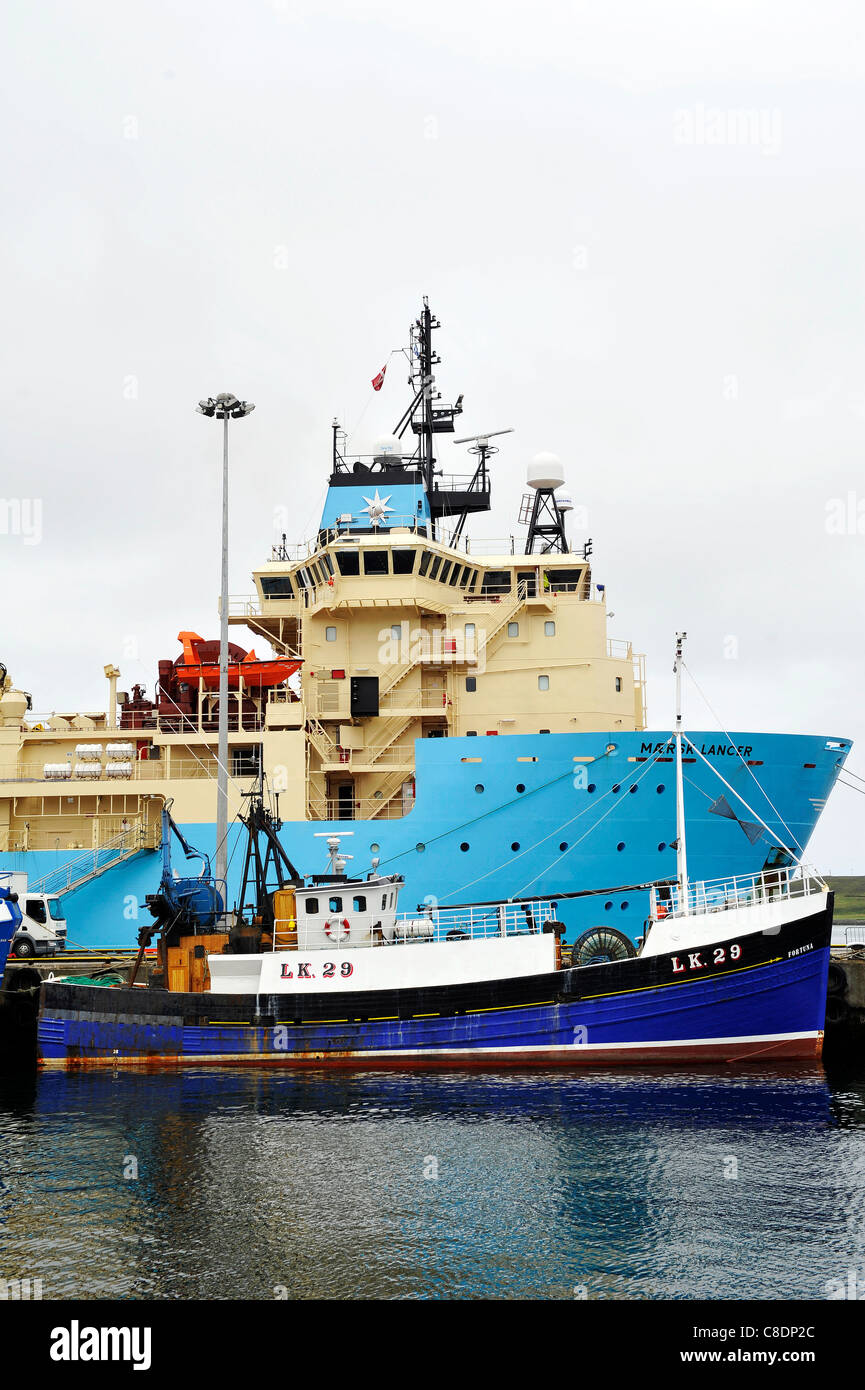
[1, 1062, 864, 1300]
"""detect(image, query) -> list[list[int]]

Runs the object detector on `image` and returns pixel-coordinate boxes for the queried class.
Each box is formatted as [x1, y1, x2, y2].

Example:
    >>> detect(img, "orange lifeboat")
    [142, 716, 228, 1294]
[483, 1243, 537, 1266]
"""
[174, 632, 302, 690]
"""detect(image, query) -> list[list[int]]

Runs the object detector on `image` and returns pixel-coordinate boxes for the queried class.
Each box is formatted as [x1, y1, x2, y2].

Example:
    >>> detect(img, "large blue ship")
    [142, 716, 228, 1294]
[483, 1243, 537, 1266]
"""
[0, 299, 851, 947]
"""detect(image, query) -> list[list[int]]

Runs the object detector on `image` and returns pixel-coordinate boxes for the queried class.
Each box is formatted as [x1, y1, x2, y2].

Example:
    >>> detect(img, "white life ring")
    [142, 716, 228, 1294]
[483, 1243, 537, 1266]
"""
[324, 916, 350, 941]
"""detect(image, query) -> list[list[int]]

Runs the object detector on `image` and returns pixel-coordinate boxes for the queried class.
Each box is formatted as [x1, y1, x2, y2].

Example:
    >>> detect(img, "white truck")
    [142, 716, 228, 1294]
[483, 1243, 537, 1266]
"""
[0, 872, 67, 958]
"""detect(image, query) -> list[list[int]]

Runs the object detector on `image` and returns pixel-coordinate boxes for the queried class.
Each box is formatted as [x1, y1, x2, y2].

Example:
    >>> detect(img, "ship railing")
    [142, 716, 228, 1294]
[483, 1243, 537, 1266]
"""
[271, 899, 560, 951]
[391, 899, 559, 945]
[307, 795, 414, 821]
[650, 865, 825, 920]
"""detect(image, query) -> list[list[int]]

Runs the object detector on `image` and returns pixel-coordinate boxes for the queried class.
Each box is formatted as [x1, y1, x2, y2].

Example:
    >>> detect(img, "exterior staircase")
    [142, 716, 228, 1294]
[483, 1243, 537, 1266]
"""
[30, 824, 156, 897]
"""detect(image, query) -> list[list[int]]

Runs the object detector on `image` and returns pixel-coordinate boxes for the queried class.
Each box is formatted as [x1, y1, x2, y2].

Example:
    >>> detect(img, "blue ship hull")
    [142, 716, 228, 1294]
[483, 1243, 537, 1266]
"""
[5, 728, 850, 948]
[35, 906, 832, 1068]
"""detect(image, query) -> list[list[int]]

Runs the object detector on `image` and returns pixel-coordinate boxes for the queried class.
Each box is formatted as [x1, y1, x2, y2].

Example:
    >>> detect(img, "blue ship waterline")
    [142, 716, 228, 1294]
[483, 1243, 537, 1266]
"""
[8, 728, 849, 949]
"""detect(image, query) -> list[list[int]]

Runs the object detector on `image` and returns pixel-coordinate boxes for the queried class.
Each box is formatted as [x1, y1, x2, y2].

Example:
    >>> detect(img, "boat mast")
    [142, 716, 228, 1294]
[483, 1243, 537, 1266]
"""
[674, 631, 689, 913]
[419, 297, 438, 533]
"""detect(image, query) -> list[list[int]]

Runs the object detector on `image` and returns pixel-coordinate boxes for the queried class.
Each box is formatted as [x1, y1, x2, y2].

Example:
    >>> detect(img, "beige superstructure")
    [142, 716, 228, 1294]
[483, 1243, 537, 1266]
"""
[0, 521, 645, 855]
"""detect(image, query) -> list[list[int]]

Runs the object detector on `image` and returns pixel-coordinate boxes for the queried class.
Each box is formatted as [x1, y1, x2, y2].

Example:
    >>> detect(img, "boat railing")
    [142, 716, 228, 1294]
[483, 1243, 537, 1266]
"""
[271, 898, 560, 951]
[650, 865, 825, 919]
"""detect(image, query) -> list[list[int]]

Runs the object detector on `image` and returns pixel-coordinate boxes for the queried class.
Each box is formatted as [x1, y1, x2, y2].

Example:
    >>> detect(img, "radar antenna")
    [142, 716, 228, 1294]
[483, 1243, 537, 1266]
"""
[448, 428, 514, 547]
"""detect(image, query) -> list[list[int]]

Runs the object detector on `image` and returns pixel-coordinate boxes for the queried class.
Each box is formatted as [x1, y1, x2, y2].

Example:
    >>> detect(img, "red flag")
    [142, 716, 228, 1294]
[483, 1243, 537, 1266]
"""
[372, 363, 387, 391]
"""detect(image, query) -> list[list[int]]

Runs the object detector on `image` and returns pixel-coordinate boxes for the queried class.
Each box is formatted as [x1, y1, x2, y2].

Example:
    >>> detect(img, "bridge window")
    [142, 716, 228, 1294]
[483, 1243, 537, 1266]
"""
[440, 560, 453, 584]
[392, 549, 415, 575]
[419, 551, 432, 577]
[448, 564, 461, 586]
[363, 551, 389, 575]
[336, 551, 360, 576]
[545, 568, 583, 593]
[429, 557, 442, 581]
[481, 570, 511, 596]
[261, 575, 294, 598]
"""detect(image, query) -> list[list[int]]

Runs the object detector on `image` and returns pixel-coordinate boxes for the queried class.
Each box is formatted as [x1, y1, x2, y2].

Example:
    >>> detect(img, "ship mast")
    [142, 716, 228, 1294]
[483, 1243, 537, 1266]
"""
[673, 631, 689, 913]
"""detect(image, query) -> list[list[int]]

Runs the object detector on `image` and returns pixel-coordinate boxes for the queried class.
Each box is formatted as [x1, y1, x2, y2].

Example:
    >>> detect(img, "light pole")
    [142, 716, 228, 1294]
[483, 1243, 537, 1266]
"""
[196, 393, 255, 905]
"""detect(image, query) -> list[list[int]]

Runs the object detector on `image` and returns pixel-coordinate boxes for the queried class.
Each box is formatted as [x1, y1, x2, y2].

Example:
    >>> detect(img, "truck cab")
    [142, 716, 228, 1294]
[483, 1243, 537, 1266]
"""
[0, 873, 67, 958]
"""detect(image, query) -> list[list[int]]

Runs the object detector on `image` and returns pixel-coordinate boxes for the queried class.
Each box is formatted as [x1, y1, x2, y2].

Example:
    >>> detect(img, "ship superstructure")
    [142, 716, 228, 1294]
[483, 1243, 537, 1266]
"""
[0, 300, 852, 946]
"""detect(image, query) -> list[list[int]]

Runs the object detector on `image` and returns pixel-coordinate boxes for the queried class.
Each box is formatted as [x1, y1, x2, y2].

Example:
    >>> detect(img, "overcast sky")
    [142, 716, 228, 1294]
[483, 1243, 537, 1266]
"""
[1, 0, 864, 868]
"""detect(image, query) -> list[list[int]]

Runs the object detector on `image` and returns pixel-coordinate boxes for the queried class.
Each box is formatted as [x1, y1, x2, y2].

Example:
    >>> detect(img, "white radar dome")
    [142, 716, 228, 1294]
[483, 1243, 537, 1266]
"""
[527, 452, 565, 490]
[555, 489, 574, 513]
[372, 434, 404, 463]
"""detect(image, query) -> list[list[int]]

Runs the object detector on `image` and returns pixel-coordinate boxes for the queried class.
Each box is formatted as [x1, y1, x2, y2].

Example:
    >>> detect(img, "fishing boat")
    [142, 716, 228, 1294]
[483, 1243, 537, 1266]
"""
[33, 637, 834, 1069]
[0, 299, 851, 949]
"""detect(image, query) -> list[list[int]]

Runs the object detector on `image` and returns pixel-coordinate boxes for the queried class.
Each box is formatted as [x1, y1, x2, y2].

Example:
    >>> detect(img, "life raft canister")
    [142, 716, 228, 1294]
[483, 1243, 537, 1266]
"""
[324, 916, 351, 941]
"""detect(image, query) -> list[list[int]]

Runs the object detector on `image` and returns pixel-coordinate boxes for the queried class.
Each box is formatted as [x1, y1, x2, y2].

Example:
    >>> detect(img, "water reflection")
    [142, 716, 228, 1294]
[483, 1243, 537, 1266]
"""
[0, 1064, 862, 1300]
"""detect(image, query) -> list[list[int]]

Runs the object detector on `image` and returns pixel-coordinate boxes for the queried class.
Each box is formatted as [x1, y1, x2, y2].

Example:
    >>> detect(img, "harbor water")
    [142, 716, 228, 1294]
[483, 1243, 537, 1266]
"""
[2, 1063, 865, 1301]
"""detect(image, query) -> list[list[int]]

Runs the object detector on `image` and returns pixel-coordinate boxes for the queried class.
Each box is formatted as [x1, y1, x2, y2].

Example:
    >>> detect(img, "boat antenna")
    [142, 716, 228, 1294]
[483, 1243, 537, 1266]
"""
[674, 631, 689, 913]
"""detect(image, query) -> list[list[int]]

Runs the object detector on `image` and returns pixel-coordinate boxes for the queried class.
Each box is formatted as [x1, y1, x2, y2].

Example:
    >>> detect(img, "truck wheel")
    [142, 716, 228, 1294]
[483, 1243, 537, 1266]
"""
[11, 936, 35, 959]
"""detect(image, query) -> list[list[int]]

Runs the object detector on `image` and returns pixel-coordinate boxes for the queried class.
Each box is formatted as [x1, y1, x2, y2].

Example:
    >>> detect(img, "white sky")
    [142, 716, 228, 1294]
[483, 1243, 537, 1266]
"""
[1, 0, 864, 868]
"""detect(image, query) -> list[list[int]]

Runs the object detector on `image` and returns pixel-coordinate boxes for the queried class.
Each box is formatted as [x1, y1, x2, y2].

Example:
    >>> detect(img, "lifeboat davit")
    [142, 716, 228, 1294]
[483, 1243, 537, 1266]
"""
[174, 632, 301, 690]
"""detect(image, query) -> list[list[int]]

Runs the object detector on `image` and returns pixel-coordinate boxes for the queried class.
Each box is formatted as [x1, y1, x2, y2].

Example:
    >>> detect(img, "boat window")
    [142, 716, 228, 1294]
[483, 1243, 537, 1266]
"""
[326, 626, 337, 642]
[448, 564, 461, 586]
[321, 553, 334, 576]
[305, 898, 319, 914]
[544, 621, 556, 636]
[261, 575, 294, 598]
[391, 624, 402, 641]
[329, 897, 342, 912]
[363, 550, 389, 575]
[615, 676, 622, 691]
[419, 551, 431, 577]
[381, 894, 387, 909]
[466, 677, 476, 692]
[538, 675, 550, 691]
[336, 551, 360, 576]
[507, 622, 519, 637]
[481, 570, 511, 596]
[353, 895, 366, 912]
[439, 561, 452, 584]
[429, 557, 442, 580]
[544, 567, 583, 593]
[462, 569, 477, 590]
[464, 623, 476, 641]
[466, 730, 477, 736]
[392, 549, 415, 575]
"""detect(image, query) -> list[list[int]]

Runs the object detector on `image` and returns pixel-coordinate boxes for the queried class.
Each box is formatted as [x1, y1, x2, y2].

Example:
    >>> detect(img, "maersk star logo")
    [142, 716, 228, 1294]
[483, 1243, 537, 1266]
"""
[362, 489, 393, 527]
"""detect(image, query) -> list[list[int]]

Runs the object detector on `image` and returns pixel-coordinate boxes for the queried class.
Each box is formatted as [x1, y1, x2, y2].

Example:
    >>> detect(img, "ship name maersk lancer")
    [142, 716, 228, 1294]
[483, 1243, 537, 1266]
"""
[0, 299, 851, 947]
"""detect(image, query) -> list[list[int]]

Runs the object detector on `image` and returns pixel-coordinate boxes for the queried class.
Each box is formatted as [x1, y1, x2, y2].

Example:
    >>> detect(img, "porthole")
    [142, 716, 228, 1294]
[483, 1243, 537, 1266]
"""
[629, 785, 638, 794]
[657, 842, 666, 852]
[475, 783, 484, 794]
[511, 842, 520, 852]
[604, 901, 613, 911]
[559, 842, 568, 852]
[616, 842, 625, 852]
[516, 783, 526, 794]
[656, 784, 665, 794]
[460, 842, 470, 852]
[620, 900, 629, 910]
[612, 783, 621, 794]
[587, 783, 596, 793]
[370, 842, 380, 854]
[416, 842, 426, 853]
